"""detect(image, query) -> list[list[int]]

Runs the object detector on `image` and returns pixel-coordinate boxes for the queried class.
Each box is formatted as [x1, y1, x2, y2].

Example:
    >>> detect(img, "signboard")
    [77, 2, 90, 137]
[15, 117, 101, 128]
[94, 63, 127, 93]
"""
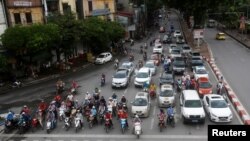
[117, 16, 128, 25]
[14, 1, 32, 6]
[193, 29, 204, 39]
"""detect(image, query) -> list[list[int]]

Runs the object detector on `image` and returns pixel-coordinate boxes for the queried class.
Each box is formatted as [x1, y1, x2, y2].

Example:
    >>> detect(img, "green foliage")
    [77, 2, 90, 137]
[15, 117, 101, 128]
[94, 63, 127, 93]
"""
[0, 54, 7, 72]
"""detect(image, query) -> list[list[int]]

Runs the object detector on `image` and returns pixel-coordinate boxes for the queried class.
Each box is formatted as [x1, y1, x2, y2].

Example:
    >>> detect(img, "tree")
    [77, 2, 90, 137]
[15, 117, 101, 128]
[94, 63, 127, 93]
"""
[106, 21, 125, 43]
[0, 54, 7, 72]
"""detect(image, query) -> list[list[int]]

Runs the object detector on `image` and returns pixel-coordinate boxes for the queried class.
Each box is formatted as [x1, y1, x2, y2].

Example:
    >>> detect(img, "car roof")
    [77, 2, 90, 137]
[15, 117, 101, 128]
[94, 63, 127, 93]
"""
[206, 94, 224, 100]
[135, 92, 148, 98]
[116, 69, 127, 74]
[122, 61, 132, 65]
[195, 66, 206, 70]
[182, 90, 200, 100]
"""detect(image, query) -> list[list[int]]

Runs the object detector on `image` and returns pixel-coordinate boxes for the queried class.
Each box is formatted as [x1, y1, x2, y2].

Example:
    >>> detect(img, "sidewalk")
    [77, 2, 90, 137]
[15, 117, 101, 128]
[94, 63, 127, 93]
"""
[223, 29, 250, 48]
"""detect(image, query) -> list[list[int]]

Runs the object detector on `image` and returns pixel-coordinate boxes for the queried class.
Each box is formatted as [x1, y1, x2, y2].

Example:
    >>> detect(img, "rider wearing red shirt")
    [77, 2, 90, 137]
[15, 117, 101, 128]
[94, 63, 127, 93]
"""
[104, 111, 113, 127]
[38, 100, 47, 115]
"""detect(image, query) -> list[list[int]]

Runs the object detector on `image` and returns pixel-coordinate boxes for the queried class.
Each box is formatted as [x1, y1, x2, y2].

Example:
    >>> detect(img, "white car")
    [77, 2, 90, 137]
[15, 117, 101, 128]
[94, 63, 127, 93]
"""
[153, 43, 163, 54]
[176, 35, 185, 44]
[170, 49, 181, 59]
[169, 43, 177, 53]
[134, 67, 152, 87]
[95, 52, 112, 64]
[173, 30, 182, 37]
[158, 84, 175, 107]
[181, 44, 192, 54]
[112, 69, 130, 88]
[121, 61, 135, 77]
[203, 94, 233, 122]
[144, 61, 156, 75]
[131, 92, 151, 117]
[193, 66, 209, 80]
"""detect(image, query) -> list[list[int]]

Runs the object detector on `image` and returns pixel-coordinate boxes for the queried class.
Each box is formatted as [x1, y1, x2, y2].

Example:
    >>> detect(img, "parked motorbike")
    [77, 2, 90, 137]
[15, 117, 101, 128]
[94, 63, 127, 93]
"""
[133, 122, 142, 139]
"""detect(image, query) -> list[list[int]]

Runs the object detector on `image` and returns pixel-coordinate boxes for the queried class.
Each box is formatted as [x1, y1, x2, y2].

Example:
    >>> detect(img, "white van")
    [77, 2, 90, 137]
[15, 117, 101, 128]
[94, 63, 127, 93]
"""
[134, 67, 151, 87]
[180, 90, 205, 124]
[208, 19, 216, 28]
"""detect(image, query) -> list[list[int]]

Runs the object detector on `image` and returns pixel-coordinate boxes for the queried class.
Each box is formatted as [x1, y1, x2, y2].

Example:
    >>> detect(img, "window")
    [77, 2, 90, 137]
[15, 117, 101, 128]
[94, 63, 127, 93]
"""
[14, 13, 21, 24]
[25, 13, 32, 24]
[88, 0, 93, 12]
[104, 2, 109, 8]
[62, 3, 71, 13]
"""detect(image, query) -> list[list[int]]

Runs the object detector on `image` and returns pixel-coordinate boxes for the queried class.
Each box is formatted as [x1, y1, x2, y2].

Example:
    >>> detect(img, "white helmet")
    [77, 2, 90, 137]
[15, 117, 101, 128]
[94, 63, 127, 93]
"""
[135, 115, 139, 118]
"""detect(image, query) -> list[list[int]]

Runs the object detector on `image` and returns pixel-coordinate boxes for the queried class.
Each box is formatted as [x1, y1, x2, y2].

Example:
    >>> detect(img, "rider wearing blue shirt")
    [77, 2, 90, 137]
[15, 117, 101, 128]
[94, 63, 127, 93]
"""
[6, 111, 14, 121]
[167, 106, 174, 123]
[91, 106, 98, 124]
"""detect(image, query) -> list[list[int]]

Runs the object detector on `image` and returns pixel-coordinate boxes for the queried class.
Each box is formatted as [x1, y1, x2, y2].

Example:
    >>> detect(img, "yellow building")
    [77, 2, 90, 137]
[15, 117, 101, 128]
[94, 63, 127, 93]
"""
[59, 0, 77, 15]
[83, 0, 116, 21]
[6, 0, 44, 26]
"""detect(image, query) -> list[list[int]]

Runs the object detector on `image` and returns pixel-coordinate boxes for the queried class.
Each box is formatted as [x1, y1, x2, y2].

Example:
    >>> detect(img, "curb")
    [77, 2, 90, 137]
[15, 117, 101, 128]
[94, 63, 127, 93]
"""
[203, 55, 250, 125]
[223, 30, 250, 50]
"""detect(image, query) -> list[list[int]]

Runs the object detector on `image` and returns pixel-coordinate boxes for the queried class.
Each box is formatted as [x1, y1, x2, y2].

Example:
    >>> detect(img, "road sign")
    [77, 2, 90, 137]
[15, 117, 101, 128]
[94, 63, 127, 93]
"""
[193, 29, 204, 39]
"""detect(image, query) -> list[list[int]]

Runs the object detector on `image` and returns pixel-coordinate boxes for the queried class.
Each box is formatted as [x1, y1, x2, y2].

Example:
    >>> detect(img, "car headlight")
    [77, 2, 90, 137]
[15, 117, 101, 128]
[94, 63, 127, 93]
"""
[201, 112, 205, 118]
[211, 113, 217, 117]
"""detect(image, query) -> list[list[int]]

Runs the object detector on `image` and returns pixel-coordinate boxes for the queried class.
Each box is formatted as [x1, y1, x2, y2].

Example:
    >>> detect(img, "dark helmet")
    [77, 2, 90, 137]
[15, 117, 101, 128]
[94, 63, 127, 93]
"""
[160, 109, 164, 113]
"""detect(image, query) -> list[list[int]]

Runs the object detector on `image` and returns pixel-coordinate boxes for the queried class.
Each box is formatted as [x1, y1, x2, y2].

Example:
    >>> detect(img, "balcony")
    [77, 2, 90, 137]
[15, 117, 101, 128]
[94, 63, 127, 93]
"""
[6, 0, 42, 8]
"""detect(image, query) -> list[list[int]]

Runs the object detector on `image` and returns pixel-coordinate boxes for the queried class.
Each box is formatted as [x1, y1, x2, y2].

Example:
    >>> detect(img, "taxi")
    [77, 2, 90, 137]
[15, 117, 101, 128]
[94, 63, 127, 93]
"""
[215, 32, 225, 40]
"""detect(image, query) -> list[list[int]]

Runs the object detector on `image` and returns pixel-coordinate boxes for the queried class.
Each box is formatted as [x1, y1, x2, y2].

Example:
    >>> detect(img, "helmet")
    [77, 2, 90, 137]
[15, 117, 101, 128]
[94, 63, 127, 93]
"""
[21, 112, 25, 115]
[109, 97, 112, 100]
[23, 105, 27, 108]
[160, 109, 164, 113]
[51, 101, 56, 104]
[77, 110, 80, 113]
[135, 115, 139, 118]
[86, 91, 89, 94]
[92, 106, 95, 109]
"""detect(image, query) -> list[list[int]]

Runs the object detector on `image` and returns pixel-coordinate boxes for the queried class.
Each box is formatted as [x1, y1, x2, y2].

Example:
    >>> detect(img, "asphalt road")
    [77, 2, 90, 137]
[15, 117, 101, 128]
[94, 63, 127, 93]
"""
[0, 11, 241, 141]
[204, 28, 250, 116]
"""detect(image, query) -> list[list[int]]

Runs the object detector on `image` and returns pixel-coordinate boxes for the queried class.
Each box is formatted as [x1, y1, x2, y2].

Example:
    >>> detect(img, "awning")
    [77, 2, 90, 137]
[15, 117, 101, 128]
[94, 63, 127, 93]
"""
[92, 9, 110, 16]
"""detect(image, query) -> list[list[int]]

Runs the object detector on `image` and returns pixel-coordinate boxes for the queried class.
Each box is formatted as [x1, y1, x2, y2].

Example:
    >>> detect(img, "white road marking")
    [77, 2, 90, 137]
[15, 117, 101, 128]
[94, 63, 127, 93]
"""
[151, 106, 156, 129]
[0, 134, 207, 139]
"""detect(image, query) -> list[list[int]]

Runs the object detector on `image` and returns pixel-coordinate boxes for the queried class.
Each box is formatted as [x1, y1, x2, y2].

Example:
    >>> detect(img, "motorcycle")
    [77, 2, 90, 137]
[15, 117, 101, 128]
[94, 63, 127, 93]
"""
[158, 118, 165, 132]
[18, 120, 31, 134]
[88, 115, 95, 129]
[74, 117, 82, 133]
[70, 87, 77, 95]
[4, 119, 18, 133]
[64, 117, 71, 131]
[104, 119, 112, 133]
[101, 77, 105, 87]
[31, 117, 43, 132]
[133, 122, 142, 139]
[149, 89, 156, 99]
[176, 80, 182, 92]
[46, 119, 56, 134]
[143, 54, 147, 61]
[120, 118, 127, 134]
[59, 107, 66, 121]
[167, 114, 175, 127]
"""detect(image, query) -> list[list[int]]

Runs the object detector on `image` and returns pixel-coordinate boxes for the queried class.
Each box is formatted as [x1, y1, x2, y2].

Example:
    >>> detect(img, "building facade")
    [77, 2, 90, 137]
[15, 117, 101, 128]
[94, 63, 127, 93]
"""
[6, 0, 44, 26]
[83, 0, 116, 21]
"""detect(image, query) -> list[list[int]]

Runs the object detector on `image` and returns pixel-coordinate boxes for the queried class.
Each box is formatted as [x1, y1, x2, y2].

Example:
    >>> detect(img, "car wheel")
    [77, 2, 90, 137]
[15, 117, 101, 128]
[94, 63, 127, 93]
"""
[182, 116, 187, 124]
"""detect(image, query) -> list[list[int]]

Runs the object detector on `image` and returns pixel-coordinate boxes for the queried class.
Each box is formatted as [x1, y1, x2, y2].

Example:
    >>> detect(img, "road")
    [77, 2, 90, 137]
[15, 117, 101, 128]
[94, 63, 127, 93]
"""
[0, 11, 241, 141]
[204, 28, 250, 115]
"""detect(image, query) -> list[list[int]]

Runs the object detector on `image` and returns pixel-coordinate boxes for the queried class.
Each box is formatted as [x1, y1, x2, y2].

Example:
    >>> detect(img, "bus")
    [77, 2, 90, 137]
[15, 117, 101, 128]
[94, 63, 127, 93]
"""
[207, 19, 216, 28]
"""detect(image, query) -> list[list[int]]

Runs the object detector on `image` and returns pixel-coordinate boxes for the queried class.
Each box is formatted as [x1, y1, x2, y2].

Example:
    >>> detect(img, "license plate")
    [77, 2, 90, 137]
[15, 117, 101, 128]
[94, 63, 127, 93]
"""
[116, 85, 120, 87]
[164, 98, 169, 100]
[192, 120, 198, 122]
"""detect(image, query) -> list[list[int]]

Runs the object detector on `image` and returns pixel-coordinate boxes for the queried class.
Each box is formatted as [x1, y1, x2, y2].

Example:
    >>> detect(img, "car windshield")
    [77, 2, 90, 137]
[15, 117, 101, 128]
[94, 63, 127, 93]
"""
[184, 100, 202, 108]
[133, 98, 148, 106]
[161, 74, 173, 79]
[211, 100, 228, 108]
[183, 46, 190, 50]
[114, 72, 126, 78]
[192, 53, 200, 56]
[160, 90, 173, 97]
[173, 61, 185, 67]
[122, 64, 131, 69]
[145, 63, 154, 68]
[196, 69, 207, 74]
[171, 50, 180, 54]
[136, 72, 149, 78]
[98, 55, 105, 58]
[199, 82, 212, 88]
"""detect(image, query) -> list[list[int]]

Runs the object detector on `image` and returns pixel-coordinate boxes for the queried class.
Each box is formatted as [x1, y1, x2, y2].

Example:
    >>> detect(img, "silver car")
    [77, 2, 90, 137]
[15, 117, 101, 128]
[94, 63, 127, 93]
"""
[158, 84, 176, 107]
[121, 61, 135, 77]
[112, 69, 130, 88]
[131, 92, 151, 117]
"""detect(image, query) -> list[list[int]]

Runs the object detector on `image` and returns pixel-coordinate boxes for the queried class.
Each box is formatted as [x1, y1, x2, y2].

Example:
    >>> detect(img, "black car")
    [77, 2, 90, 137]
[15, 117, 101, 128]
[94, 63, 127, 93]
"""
[190, 57, 204, 71]
[159, 72, 174, 86]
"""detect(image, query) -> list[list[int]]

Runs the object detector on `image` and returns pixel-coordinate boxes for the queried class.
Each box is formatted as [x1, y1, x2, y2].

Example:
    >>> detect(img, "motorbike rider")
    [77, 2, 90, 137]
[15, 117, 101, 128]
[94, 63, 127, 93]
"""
[132, 115, 142, 133]
[149, 82, 157, 93]
[19, 112, 30, 126]
[75, 110, 83, 127]
[6, 111, 15, 125]
[85, 92, 92, 101]
[54, 94, 62, 108]
[98, 102, 106, 115]
[71, 80, 78, 89]
[20, 105, 30, 115]
[101, 73, 106, 84]
[38, 100, 47, 116]
[120, 95, 127, 104]
[167, 106, 174, 124]
[100, 96, 106, 107]
[104, 110, 113, 127]
[144, 42, 147, 49]
[90, 106, 98, 124]
[217, 81, 224, 94]
[143, 52, 147, 60]
[119, 109, 129, 128]
[48, 101, 57, 119]
[112, 92, 117, 100]
[143, 81, 150, 92]
[157, 109, 166, 127]
[114, 58, 119, 67]
[56, 79, 64, 92]
[140, 45, 143, 54]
